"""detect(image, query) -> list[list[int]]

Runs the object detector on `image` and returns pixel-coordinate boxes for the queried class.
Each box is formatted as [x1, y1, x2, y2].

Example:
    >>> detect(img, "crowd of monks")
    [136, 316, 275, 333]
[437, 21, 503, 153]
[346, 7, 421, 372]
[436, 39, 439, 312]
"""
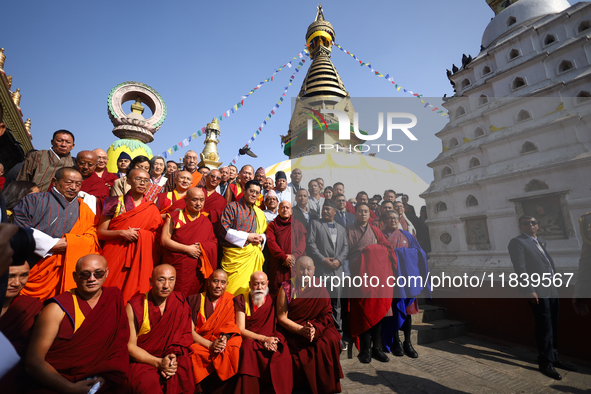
[0, 129, 431, 394]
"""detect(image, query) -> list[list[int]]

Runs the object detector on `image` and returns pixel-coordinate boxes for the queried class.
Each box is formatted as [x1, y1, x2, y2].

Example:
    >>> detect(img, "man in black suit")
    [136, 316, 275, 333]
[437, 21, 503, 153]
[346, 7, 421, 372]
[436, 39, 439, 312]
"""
[307, 198, 349, 348]
[508, 215, 577, 380]
[334, 193, 356, 229]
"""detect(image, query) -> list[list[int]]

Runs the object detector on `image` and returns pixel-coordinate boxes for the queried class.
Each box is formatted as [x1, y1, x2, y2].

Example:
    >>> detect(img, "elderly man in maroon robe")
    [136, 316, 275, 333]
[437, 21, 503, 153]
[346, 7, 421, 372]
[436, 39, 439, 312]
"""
[277, 256, 343, 394]
[381, 210, 430, 359]
[202, 169, 227, 234]
[156, 170, 193, 217]
[225, 165, 254, 203]
[233, 271, 293, 394]
[25, 254, 130, 394]
[76, 151, 110, 200]
[266, 201, 307, 294]
[347, 202, 397, 364]
[161, 188, 217, 297]
[92, 148, 118, 187]
[0, 262, 43, 392]
[126, 264, 195, 394]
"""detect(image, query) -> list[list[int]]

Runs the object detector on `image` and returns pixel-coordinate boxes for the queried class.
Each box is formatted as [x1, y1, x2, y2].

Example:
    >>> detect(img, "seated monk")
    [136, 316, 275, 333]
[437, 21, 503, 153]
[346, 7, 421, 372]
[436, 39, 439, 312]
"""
[127, 265, 195, 394]
[25, 254, 129, 394]
[233, 271, 293, 394]
[99, 168, 163, 303]
[188, 269, 242, 394]
[161, 188, 217, 297]
[156, 170, 193, 218]
[277, 256, 343, 394]
[266, 201, 307, 294]
[0, 262, 43, 392]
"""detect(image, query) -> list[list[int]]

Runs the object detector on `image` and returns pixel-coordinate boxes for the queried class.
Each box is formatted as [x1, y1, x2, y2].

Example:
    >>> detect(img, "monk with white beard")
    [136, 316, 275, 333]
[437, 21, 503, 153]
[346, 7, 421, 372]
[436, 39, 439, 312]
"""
[233, 271, 292, 394]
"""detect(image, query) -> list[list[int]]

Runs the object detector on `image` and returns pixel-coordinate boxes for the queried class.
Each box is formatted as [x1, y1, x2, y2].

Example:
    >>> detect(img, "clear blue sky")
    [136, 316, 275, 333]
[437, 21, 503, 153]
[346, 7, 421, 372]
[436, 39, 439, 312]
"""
[2, 0, 582, 182]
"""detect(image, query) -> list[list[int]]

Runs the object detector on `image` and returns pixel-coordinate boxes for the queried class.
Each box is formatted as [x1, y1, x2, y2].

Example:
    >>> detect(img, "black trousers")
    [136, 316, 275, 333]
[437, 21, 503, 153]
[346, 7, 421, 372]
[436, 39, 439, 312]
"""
[528, 297, 559, 366]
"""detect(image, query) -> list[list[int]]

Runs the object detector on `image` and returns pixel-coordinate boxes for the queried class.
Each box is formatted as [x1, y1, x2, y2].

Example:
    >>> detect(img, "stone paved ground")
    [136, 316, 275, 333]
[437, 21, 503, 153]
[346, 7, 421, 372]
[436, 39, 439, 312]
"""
[336, 336, 591, 394]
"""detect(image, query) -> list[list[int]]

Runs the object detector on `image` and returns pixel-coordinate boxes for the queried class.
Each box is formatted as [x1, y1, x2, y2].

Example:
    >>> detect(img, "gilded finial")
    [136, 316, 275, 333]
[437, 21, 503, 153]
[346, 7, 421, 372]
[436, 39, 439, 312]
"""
[315, 3, 325, 21]
[12, 88, 21, 106]
[6, 75, 12, 89]
[0, 48, 5, 70]
[206, 117, 221, 132]
[24, 118, 31, 134]
[130, 97, 145, 115]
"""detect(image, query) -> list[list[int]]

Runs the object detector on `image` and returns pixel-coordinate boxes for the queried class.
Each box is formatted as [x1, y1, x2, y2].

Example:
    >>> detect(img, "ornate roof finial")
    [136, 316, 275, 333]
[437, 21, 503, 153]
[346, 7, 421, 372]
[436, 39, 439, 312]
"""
[0, 48, 5, 70]
[130, 97, 145, 115]
[6, 75, 12, 89]
[12, 88, 21, 106]
[24, 118, 31, 134]
[315, 3, 325, 22]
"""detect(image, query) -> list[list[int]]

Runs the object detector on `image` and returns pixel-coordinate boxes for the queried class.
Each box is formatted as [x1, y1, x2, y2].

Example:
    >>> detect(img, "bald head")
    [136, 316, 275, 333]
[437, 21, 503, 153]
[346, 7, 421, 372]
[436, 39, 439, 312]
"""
[186, 187, 205, 213]
[152, 264, 176, 280]
[249, 271, 269, 305]
[278, 200, 292, 219]
[295, 256, 315, 284]
[74, 254, 108, 295]
[128, 168, 150, 179]
[93, 148, 108, 171]
[75, 150, 98, 178]
[76, 254, 107, 272]
[250, 271, 268, 282]
[205, 169, 222, 190]
[176, 170, 193, 192]
[151, 264, 176, 298]
[207, 269, 228, 300]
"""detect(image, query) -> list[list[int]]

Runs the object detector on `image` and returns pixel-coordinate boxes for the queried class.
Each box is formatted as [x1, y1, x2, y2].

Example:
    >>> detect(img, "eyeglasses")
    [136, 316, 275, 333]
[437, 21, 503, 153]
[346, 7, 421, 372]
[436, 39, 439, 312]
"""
[133, 177, 150, 184]
[520, 220, 538, 226]
[78, 270, 106, 280]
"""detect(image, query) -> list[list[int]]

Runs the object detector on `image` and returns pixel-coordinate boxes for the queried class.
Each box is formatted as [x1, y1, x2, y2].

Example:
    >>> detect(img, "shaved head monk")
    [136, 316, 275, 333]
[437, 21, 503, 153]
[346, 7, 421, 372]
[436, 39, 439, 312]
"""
[277, 256, 343, 394]
[202, 169, 227, 235]
[26, 254, 129, 393]
[13, 167, 101, 301]
[233, 271, 293, 394]
[225, 164, 254, 203]
[0, 262, 43, 392]
[99, 168, 163, 302]
[161, 188, 217, 297]
[188, 269, 242, 394]
[156, 170, 193, 218]
[126, 265, 195, 394]
[76, 150, 110, 201]
[163, 150, 204, 193]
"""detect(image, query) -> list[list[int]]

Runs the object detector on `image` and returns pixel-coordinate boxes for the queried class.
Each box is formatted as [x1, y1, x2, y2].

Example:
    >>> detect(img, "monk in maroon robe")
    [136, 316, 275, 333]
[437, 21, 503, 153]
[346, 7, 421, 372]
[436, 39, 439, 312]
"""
[225, 165, 254, 203]
[156, 171, 193, 217]
[93, 148, 118, 187]
[161, 188, 217, 297]
[25, 254, 130, 394]
[76, 150, 110, 199]
[266, 201, 307, 294]
[347, 202, 397, 364]
[127, 265, 195, 394]
[202, 169, 227, 235]
[0, 262, 43, 393]
[277, 256, 343, 394]
[233, 271, 293, 394]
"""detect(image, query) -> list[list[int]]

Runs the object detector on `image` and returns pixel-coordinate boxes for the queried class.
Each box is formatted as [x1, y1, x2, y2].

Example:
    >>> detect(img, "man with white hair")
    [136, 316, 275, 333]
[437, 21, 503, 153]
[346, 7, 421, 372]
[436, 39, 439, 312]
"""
[163, 150, 205, 192]
[233, 271, 292, 394]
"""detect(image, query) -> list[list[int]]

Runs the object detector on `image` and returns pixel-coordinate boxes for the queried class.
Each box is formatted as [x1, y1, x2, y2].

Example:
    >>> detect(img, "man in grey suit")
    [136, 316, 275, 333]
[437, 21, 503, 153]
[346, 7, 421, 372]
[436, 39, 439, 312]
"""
[334, 193, 356, 228]
[508, 215, 577, 380]
[307, 198, 349, 349]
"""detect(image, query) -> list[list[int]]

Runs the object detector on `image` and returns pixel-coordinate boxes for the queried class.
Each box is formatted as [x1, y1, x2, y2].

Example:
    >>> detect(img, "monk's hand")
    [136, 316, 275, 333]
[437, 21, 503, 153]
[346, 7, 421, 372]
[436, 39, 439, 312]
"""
[185, 243, 201, 259]
[211, 336, 227, 353]
[49, 237, 68, 253]
[248, 233, 263, 245]
[262, 336, 279, 352]
[283, 254, 294, 268]
[121, 227, 140, 242]
[158, 354, 178, 379]
[69, 377, 102, 394]
[300, 322, 315, 342]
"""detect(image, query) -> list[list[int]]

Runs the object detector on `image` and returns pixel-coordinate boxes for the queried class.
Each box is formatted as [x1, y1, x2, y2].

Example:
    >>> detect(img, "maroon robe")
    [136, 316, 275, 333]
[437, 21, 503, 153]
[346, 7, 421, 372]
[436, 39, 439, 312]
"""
[128, 291, 195, 394]
[81, 172, 111, 199]
[29, 287, 130, 393]
[98, 170, 118, 187]
[279, 280, 343, 394]
[233, 293, 293, 394]
[266, 216, 307, 294]
[162, 210, 217, 297]
[156, 191, 187, 214]
[202, 188, 227, 235]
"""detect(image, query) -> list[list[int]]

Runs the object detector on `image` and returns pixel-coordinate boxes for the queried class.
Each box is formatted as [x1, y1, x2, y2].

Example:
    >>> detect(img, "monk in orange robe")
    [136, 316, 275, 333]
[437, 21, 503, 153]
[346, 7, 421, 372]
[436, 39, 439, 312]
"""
[188, 269, 242, 394]
[12, 167, 101, 301]
[0, 262, 43, 393]
[277, 256, 343, 394]
[155, 170, 193, 217]
[161, 188, 217, 297]
[25, 254, 130, 394]
[127, 265, 195, 394]
[234, 271, 293, 394]
[99, 169, 163, 302]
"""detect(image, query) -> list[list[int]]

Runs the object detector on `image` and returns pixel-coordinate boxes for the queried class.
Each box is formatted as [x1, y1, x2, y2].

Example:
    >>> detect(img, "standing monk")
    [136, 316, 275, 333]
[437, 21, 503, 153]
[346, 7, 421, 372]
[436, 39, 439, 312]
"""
[233, 271, 293, 394]
[220, 180, 267, 295]
[161, 188, 217, 297]
[76, 150, 110, 200]
[25, 254, 130, 394]
[99, 169, 163, 302]
[266, 201, 307, 294]
[92, 148, 118, 187]
[163, 150, 204, 192]
[202, 169, 227, 234]
[188, 269, 242, 394]
[13, 167, 101, 301]
[225, 165, 254, 203]
[127, 265, 195, 394]
[277, 256, 343, 394]
[156, 170, 193, 216]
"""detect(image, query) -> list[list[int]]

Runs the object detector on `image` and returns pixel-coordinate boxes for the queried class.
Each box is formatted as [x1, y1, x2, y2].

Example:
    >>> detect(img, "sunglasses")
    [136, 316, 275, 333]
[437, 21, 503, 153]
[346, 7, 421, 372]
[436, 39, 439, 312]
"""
[78, 270, 106, 280]
[520, 221, 538, 226]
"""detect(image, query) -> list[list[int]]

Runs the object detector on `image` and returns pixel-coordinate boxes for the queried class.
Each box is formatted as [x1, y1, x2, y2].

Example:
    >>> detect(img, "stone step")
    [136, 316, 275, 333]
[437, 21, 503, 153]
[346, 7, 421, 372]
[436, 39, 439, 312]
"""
[341, 318, 466, 360]
[413, 305, 447, 323]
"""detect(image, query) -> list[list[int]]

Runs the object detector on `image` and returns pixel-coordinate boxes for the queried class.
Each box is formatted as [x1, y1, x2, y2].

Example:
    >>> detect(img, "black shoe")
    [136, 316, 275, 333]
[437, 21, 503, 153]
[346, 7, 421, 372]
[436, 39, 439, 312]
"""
[372, 347, 390, 362]
[340, 339, 348, 352]
[539, 364, 562, 380]
[553, 359, 577, 372]
[403, 341, 419, 358]
[358, 348, 372, 363]
[392, 340, 404, 357]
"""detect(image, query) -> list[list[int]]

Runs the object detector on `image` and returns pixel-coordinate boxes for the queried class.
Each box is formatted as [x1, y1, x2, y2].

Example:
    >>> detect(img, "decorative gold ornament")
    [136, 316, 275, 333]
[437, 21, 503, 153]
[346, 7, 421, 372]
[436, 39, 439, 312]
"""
[12, 88, 21, 106]
[199, 118, 223, 169]
[0, 48, 5, 70]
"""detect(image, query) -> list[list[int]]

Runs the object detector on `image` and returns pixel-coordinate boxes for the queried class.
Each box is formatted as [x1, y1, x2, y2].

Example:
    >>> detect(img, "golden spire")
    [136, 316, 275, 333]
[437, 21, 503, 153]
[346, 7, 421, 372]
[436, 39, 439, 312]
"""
[130, 97, 145, 115]
[24, 118, 31, 134]
[12, 88, 21, 106]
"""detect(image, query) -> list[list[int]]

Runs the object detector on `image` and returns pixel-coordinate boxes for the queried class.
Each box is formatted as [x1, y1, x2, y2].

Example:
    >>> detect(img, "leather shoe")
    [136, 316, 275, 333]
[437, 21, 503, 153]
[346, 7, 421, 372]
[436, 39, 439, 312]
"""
[372, 347, 390, 363]
[553, 359, 577, 372]
[403, 341, 419, 358]
[539, 365, 562, 380]
[358, 348, 372, 364]
[392, 340, 404, 357]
